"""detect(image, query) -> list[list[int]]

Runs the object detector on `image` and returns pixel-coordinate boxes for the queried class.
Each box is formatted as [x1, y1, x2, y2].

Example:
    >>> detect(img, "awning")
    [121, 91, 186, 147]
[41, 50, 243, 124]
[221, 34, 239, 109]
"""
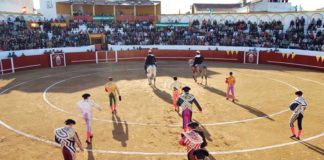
[156, 23, 189, 27]
[93, 16, 114, 21]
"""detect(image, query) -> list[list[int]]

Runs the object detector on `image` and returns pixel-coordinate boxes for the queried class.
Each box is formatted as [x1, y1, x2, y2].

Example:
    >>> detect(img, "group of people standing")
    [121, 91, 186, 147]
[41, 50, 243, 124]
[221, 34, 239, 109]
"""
[54, 50, 308, 160]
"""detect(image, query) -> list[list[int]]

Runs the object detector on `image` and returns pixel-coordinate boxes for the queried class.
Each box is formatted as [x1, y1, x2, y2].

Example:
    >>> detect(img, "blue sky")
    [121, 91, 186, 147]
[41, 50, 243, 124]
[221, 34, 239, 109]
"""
[33, 0, 324, 14]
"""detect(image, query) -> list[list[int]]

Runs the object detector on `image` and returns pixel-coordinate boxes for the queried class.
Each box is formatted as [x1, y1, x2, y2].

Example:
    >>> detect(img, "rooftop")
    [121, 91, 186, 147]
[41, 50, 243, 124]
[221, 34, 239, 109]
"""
[61, 0, 160, 5]
[192, 3, 242, 11]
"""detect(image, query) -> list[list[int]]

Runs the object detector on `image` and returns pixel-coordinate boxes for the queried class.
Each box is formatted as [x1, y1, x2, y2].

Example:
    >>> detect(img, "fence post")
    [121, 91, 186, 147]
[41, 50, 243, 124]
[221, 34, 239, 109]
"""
[115, 50, 118, 63]
[10, 58, 15, 73]
[63, 52, 67, 67]
[105, 51, 108, 63]
[256, 51, 260, 65]
[243, 51, 246, 64]
[0, 59, 3, 75]
[95, 51, 98, 64]
[50, 54, 53, 68]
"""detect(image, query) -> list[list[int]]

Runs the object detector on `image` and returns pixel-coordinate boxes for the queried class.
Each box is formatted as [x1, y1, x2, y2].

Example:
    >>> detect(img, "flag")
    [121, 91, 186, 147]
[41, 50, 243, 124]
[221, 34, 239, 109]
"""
[316, 56, 321, 62]
[286, 53, 290, 59]
[282, 53, 286, 58]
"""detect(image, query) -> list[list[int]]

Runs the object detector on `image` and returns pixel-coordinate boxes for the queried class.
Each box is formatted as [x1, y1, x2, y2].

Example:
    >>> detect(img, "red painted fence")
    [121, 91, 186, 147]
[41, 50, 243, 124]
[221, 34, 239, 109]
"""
[0, 50, 323, 75]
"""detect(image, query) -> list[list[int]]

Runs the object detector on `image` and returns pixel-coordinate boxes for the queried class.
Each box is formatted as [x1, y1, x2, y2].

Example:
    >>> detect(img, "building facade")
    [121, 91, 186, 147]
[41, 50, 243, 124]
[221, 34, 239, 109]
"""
[0, 0, 34, 14]
[38, 0, 161, 21]
[192, 0, 295, 14]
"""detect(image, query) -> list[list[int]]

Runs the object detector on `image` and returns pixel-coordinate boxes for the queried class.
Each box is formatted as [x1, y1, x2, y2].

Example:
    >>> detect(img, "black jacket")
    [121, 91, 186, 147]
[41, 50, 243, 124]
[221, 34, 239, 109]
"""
[145, 54, 157, 66]
[193, 55, 204, 66]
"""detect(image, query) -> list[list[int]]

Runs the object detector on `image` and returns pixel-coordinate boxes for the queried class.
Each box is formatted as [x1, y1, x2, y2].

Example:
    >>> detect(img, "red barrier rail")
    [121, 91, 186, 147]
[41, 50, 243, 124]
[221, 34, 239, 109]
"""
[0, 50, 323, 75]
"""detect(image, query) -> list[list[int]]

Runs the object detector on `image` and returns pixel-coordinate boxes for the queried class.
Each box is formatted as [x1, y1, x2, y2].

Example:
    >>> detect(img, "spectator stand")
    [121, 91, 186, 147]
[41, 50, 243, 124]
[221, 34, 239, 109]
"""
[50, 51, 66, 68]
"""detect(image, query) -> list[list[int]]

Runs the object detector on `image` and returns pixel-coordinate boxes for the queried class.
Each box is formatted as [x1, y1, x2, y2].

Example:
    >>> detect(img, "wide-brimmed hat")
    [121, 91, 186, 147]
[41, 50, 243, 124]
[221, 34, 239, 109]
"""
[188, 122, 199, 129]
[82, 93, 91, 99]
[182, 86, 191, 92]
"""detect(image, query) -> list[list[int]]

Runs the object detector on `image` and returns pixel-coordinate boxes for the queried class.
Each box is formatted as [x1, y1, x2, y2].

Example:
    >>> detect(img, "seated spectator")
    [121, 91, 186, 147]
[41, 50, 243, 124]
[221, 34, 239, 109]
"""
[0, 16, 322, 52]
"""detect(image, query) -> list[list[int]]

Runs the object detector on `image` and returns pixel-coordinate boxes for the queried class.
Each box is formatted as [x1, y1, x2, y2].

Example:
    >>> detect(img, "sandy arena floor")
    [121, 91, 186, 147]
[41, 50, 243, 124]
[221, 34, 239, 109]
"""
[0, 61, 323, 160]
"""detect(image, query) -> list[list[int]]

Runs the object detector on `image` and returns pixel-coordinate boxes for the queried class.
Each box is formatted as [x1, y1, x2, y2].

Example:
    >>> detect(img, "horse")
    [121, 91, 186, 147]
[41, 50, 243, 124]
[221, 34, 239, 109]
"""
[188, 59, 207, 85]
[146, 65, 157, 87]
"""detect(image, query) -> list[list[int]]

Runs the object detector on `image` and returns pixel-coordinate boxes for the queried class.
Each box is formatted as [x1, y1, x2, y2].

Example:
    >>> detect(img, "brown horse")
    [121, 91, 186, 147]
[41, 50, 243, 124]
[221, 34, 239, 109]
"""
[188, 59, 207, 85]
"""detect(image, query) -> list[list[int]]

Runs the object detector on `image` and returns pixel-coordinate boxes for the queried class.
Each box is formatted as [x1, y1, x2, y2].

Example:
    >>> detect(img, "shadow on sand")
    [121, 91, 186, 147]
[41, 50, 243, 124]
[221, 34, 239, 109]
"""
[199, 85, 274, 121]
[112, 114, 129, 147]
[300, 141, 324, 155]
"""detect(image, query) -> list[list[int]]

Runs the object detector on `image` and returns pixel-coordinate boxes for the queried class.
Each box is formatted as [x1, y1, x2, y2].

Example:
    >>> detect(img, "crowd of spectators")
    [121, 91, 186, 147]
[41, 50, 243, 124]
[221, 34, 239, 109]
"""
[0, 15, 323, 52]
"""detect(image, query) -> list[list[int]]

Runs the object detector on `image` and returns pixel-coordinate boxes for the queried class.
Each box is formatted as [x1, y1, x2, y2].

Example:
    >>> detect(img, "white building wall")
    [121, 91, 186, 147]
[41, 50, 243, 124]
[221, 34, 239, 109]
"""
[249, 1, 294, 12]
[0, 0, 34, 14]
[249, 1, 268, 12]
[38, 0, 67, 19]
[266, 2, 295, 12]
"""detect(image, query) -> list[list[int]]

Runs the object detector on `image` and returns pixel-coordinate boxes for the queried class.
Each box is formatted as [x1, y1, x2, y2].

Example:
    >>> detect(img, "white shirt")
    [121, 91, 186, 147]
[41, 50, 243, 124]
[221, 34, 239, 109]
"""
[170, 81, 182, 91]
[292, 96, 307, 115]
[78, 99, 101, 116]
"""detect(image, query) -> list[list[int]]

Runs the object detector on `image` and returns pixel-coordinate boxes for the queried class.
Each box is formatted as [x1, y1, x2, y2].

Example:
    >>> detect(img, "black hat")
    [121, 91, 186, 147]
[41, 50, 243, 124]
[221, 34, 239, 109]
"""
[295, 91, 303, 96]
[193, 149, 209, 159]
[82, 93, 91, 99]
[65, 119, 76, 125]
[182, 86, 191, 92]
[188, 122, 199, 129]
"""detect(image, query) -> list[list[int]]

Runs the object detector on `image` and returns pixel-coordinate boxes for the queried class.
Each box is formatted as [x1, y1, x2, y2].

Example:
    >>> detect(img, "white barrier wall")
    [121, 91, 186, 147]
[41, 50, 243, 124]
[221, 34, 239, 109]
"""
[0, 45, 95, 59]
[1, 45, 323, 59]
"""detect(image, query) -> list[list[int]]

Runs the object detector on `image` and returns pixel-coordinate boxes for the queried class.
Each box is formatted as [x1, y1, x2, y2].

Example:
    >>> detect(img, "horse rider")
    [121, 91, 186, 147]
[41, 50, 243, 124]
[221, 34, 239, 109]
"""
[144, 49, 157, 73]
[192, 51, 204, 71]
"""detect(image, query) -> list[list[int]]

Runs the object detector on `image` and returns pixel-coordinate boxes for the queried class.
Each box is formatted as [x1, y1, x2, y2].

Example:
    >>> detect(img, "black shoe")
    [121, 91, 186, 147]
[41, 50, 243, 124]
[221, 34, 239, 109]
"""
[296, 136, 301, 140]
[90, 135, 93, 139]
[86, 140, 91, 144]
[290, 135, 296, 138]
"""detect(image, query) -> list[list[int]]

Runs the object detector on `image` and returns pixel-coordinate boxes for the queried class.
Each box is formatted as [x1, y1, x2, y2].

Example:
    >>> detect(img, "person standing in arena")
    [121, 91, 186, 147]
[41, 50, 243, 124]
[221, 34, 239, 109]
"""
[176, 86, 202, 131]
[77, 93, 102, 144]
[179, 122, 204, 160]
[289, 91, 308, 140]
[144, 49, 157, 73]
[55, 119, 84, 160]
[170, 76, 183, 111]
[226, 72, 236, 102]
[105, 77, 122, 114]
[188, 122, 208, 149]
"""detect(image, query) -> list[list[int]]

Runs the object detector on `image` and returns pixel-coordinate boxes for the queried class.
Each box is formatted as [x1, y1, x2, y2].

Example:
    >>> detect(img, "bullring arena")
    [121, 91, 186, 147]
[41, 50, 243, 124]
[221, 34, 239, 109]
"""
[1, 0, 324, 159]
[0, 49, 323, 160]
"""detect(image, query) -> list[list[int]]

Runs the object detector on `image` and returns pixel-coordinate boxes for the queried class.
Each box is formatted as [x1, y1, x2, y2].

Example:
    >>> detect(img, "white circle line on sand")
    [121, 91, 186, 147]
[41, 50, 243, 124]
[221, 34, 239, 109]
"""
[0, 118, 323, 156]
[0, 65, 324, 155]
[42, 69, 299, 126]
